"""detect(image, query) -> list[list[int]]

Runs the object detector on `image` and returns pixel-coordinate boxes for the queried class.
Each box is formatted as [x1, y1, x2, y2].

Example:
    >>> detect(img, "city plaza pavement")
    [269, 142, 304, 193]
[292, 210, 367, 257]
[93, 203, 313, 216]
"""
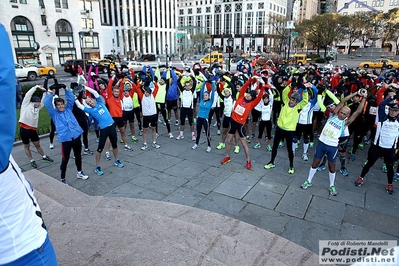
[11, 113, 399, 264]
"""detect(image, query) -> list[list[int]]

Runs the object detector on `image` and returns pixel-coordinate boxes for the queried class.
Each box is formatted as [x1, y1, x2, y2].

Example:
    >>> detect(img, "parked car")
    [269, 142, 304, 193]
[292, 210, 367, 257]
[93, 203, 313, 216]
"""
[138, 54, 156, 61]
[126, 61, 144, 72]
[25, 64, 56, 76]
[359, 58, 399, 69]
[15, 63, 39, 81]
[98, 59, 119, 71]
[231, 56, 250, 63]
[63, 59, 105, 76]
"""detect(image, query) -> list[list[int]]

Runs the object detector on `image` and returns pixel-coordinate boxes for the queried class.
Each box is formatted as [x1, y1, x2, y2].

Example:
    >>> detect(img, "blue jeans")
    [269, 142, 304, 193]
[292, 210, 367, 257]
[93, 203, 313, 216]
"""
[2, 234, 58, 266]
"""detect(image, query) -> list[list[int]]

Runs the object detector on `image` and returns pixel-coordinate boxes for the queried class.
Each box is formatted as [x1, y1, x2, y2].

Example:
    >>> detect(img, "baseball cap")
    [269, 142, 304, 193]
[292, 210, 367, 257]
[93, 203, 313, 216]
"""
[30, 96, 41, 103]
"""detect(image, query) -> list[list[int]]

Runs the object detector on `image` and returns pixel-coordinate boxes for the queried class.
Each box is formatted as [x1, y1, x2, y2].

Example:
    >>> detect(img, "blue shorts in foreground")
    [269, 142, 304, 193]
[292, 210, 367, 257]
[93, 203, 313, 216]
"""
[2, 234, 58, 266]
[314, 141, 338, 163]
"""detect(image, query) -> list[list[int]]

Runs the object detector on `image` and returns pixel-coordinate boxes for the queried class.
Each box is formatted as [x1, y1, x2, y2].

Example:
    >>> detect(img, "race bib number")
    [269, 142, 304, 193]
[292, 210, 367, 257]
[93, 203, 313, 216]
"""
[369, 106, 377, 115]
[234, 104, 246, 116]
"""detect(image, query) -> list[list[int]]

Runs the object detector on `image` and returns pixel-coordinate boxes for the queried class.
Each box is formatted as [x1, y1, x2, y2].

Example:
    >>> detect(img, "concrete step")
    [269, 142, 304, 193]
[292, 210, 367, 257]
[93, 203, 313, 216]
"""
[27, 170, 321, 266]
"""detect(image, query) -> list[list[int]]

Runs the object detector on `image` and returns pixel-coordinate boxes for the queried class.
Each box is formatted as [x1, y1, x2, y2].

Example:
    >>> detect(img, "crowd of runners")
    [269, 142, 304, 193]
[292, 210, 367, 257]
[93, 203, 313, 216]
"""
[18, 58, 399, 195]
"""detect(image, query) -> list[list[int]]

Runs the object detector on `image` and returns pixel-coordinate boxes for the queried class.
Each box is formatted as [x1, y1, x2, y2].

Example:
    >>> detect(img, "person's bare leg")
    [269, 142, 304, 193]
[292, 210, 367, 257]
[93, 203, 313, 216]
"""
[32, 140, 45, 156]
[24, 143, 33, 160]
[240, 137, 250, 161]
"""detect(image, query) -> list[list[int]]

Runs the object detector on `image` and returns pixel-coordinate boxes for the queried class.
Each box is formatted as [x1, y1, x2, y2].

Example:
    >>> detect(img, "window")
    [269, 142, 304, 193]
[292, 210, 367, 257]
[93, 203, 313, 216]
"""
[258, 2, 264, 9]
[10, 0, 17, 3]
[62, 0, 68, 8]
[235, 3, 242, 11]
[188, 8, 192, 14]
[224, 13, 231, 34]
[179, 9, 184, 15]
[54, 0, 61, 8]
[247, 3, 252, 10]
[206, 7, 211, 12]
[19, 0, 27, 3]
[41, 15, 47, 25]
[197, 7, 201, 13]
[215, 4, 221, 12]
[225, 4, 231, 12]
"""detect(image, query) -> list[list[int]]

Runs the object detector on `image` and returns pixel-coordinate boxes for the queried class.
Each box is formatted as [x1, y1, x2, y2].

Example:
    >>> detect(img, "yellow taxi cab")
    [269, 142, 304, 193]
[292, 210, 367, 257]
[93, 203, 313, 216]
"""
[25, 64, 56, 76]
[359, 58, 399, 69]
[200, 53, 224, 64]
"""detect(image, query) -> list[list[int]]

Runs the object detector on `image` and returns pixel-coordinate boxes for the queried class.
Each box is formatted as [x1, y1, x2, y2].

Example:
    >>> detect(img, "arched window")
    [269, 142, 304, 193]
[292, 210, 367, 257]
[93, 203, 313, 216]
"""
[56, 19, 76, 64]
[11, 16, 37, 64]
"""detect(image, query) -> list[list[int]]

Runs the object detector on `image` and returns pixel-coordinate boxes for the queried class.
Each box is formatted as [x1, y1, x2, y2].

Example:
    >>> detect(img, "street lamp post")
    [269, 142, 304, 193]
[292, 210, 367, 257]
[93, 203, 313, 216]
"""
[209, 45, 212, 65]
[285, 21, 295, 64]
[165, 44, 168, 67]
[78, 31, 86, 74]
[227, 37, 234, 71]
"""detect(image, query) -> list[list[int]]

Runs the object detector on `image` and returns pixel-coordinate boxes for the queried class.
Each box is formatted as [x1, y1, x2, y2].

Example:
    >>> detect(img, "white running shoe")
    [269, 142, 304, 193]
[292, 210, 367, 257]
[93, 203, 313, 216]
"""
[49, 143, 54, 149]
[192, 144, 199, 150]
[168, 133, 174, 139]
[206, 146, 212, 153]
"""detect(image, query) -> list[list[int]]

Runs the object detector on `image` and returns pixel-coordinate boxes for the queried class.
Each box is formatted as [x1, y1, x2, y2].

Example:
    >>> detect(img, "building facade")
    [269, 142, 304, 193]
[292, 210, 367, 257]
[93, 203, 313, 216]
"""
[1, 0, 102, 66]
[176, 0, 288, 55]
[99, 0, 178, 59]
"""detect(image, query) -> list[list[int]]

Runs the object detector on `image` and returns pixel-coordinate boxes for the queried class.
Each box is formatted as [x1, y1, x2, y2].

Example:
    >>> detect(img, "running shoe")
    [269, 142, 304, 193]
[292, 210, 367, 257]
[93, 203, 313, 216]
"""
[191, 135, 196, 141]
[382, 164, 387, 173]
[264, 163, 275, 169]
[139, 130, 143, 136]
[221, 156, 231, 164]
[350, 154, 356, 161]
[217, 130, 221, 135]
[216, 142, 225, 150]
[295, 143, 299, 151]
[213, 121, 217, 127]
[96, 138, 99, 143]
[362, 160, 368, 167]
[95, 166, 104, 176]
[76, 171, 89, 180]
[119, 139, 124, 143]
[132, 136, 139, 142]
[105, 151, 111, 160]
[309, 142, 314, 149]
[156, 133, 159, 139]
[176, 134, 184, 140]
[206, 146, 212, 153]
[114, 159, 124, 168]
[246, 161, 252, 169]
[141, 143, 148, 151]
[234, 146, 240, 154]
[168, 133, 174, 139]
[288, 167, 295, 174]
[354, 177, 364, 187]
[394, 173, 399, 182]
[31, 161, 37, 169]
[267, 145, 272, 152]
[302, 154, 309, 161]
[84, 149, 93, 155]
[278, 141, 284, 148]
[329, 186, 338, 196]
[358, 143, 364, 150]
[61, 179, 68, 185]
[317, 164, 326, 171]
[246, 136, 251, 143]
[175, 120, 179, 126]
[192, 144, 199, 150]
[42, 156, 53, 163]
[340, 168, 349, 176]
[301, 180, 312, 189]
[49, 143, 54, 149]
[386, 184, 395, 195]
[152, 142, 160, 149]
[253, 143, 261, 149]
[124, 145, 133, 151]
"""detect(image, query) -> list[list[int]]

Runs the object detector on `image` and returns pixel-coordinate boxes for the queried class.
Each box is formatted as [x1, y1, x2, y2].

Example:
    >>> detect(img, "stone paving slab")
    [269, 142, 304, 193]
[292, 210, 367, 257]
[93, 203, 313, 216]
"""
[12, 124, 399, 257]
[28, 171, 319, 265]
